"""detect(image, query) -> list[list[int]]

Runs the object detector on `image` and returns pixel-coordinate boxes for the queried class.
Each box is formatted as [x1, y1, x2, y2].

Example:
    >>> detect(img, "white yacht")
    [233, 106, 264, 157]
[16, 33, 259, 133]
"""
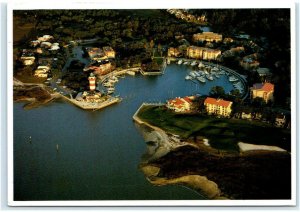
[206, 74, 214, 81]
[198, 62, 204, 68]
[191, 61, 197, 66]
[197, 76, 206, 83]
[189, 72, 197, 78]
[185, 75, 192, 80]
[229, 75, 239, 82]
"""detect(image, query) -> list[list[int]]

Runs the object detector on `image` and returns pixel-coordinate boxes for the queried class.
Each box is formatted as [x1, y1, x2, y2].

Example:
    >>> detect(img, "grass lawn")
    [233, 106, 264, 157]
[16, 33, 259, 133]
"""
[153, 57, 164, 65]
[137, 106, 291, 152]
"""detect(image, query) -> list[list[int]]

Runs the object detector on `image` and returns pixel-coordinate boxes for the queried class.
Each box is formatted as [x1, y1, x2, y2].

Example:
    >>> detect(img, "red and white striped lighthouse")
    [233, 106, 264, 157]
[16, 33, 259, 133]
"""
[88, 73, 96, 91]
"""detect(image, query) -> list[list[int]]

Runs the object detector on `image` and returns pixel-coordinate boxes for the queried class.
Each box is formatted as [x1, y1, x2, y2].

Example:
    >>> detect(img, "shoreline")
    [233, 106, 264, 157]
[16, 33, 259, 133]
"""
[133, 103, 226, 199]
[133, 103, 290, 200]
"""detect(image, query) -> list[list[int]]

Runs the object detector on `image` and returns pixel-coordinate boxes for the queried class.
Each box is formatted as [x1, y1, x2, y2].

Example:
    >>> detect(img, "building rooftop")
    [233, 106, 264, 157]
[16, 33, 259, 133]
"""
[257, 68, 271, 76]
[252, 82, 274, 92]
[204, 97, 232, 108]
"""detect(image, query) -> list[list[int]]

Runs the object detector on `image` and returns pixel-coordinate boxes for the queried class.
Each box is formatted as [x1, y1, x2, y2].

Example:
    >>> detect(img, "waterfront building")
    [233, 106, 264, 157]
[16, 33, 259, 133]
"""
[88, 73, 96, 91]
[167, 47, 181, 57]
[103, 46, 115, 58]
[75, 91, 102, 103]
[204, 97, 233, 117]
[186, 46, 221, 61]
[193, 32, 222, 43]
[86, 47, 107, 61]
[166, 96, 194, 113]
[250, 82, 274, 103]
[85, 61, 113, 75]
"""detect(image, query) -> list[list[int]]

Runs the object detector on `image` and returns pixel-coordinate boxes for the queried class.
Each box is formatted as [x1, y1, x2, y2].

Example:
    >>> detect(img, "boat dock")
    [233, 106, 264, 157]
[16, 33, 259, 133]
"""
[100, 67, 141, 83]
[167, 57, 249, 100]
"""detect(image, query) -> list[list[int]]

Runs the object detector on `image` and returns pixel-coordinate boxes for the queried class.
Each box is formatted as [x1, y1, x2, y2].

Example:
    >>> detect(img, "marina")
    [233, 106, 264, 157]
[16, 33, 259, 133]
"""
[169, 57, 248, 99]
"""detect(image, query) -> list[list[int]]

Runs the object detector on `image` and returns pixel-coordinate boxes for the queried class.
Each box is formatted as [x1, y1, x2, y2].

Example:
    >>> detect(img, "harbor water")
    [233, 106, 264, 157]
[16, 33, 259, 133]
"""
[14, 63, 234, 200]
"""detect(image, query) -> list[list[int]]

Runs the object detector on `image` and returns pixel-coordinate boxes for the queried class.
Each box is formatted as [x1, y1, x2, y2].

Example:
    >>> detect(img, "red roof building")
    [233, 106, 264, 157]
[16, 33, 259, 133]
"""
[166, 96, 194, 112]
[204, 97, 233, 117]
[250, 82, 274, 103]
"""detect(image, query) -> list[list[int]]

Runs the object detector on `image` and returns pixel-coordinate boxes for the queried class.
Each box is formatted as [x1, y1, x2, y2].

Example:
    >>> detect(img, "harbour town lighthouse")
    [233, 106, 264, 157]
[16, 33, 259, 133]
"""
[88, 73, 96, 91]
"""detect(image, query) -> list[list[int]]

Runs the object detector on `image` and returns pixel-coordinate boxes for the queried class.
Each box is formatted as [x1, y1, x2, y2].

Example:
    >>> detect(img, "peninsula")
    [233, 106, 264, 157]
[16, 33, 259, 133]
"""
[133, 104, 291, 199]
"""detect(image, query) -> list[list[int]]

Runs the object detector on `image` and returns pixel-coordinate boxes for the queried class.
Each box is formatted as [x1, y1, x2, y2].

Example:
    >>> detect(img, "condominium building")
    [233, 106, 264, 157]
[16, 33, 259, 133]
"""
[250, 82, 274, 103]
[186, 46, 221, 60]
[103, 46, 116, 58]
[204, 97, 233, 117]
[166, 96, 194, 113]
[193, 32, 222, 43]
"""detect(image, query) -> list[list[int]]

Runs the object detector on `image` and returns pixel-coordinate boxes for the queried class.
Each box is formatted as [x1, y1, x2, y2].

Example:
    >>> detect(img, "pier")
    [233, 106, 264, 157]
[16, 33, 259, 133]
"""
[99, 67, 141, 83]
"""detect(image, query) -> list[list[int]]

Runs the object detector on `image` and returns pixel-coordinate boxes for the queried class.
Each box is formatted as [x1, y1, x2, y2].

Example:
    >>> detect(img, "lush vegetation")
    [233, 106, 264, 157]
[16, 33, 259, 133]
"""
[138, 106, 291, 151]
[13, 9, 291, 107]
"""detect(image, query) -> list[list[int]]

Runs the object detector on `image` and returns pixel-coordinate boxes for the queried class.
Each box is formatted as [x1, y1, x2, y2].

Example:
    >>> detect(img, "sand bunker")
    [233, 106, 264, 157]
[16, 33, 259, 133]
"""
[238, 142, 286, 152]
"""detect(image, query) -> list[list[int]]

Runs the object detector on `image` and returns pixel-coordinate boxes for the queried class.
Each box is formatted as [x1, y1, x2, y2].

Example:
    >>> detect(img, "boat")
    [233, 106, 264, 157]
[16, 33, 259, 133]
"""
[127, 71, 136, 76]
[229, 75, 239, 82]
[194, 71, 201, 77]
[233, 81, 243, 89]
[198, 62, 204, 68]
[109, 76, 118, 83]
[185, 75, 192, 80]
[177, 59, 183, 65]
[189, 72, 196, 78]
[107, 87, 115, 94]
[191, 61, 197, 66]
[183, 61, 189, 65]
[214, 73, 220, 78]
[206, 74, 214, 81]
[197, 76, 206, 83]
[198, 70, 205, 75]
[212, 67, 219, 72]
[103, 82, 113, 87]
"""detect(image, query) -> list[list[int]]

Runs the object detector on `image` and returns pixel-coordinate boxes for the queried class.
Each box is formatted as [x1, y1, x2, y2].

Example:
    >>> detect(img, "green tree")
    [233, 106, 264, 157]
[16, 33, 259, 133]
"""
[210, 86, 225, 97]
